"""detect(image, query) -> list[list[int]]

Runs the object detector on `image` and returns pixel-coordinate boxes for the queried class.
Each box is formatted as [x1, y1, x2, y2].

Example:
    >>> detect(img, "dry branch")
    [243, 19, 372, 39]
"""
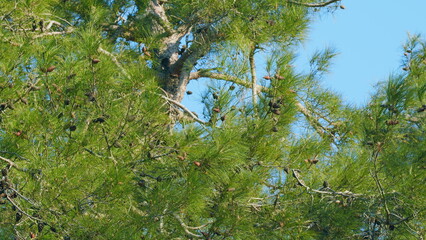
[291, 169, 362, 198]
[287, 0, 341, 7]
[173, 213, 212, 238]
[98, 47, 131, 79]
[161, 95, 207, 124]
[190, 70, 335, 138]
[0, 155, 18, 168]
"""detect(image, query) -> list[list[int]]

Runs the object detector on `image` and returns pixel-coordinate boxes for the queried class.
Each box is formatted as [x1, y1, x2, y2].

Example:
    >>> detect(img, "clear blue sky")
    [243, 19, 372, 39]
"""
[298, 0, 426, 105]
[183, 0, 426, 114]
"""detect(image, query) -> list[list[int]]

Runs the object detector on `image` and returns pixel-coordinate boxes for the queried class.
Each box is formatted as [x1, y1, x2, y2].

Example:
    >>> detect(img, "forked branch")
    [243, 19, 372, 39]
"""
[0, 155, 18, 169]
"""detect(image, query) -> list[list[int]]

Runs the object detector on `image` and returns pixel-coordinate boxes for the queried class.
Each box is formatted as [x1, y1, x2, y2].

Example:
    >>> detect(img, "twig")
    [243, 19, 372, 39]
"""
[6, 195, 43, 222]
[45, 20, 63, 30]
[161, 95, 207, 124]
[0, 151, 30, 161]
[190, 70, 334, 137]
[173, 213, 209, 238]
[295, 101, 334, 139]
[370, 148, 392, 225]
[291, 169, 362, 198]
[9, 187, 38, 206]
[149, 149, 177, 159]
[189, 71, 269, 93]
[287, 0, 341, 7]
[98, 47, 131, 79]
[32, 28, 74, 39]
[0, 155, 18, 168]
[249, 44, 258, 106]
[83, 148, 105, 158]
[159, 207, 168, 234]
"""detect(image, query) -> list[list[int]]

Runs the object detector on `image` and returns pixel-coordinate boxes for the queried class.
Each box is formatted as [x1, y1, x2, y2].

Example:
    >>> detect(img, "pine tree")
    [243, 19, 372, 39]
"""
[0, 1, 424, 239]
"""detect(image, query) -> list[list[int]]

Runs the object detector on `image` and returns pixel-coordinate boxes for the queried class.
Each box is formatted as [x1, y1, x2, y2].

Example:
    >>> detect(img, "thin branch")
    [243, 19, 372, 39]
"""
[173, 213, 207, 238]
[295, 101, 330, 138]
[0, 155, 18, 168]
[6, 195, 43, 222]
[190, 70, 334, 137]
[190, 71, 269, 92]
[287, 0, 341, 7]
[44, 20, 63, 30]
[291, 169, 362, 198]
[0, 151, 30, 162]
[32, 28, 73, 39]
[159, 207, 168, 234]
[390, 212, 414, 225]
[97, 47, 131, 79]
[9, 187, 38, 206]
[149, 149, 177, 159]
[83, 148, 105, 158]
[249, 44, 258, 107]
[370, 148, 392, 224]
[160, 95, 207, 124]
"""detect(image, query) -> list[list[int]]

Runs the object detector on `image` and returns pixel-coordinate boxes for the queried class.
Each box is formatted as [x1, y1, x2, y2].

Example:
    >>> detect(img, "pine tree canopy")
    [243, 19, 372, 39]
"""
[0, 0, 425, 239]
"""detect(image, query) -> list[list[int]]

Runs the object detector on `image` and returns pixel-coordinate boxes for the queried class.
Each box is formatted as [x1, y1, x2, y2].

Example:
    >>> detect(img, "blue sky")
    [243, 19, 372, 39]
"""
[183, 0, 426, 114]
[298, 0, 426, 105]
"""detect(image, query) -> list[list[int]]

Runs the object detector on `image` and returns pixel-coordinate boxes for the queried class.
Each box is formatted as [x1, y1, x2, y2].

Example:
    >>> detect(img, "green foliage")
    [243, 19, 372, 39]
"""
[0, 1, 425, 240]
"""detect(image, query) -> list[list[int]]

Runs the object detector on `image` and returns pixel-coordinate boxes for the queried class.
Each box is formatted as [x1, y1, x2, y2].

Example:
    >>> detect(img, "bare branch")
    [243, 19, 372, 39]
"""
[159, 207, 168, 234]
[0, 155, 18, 168]
[0, 151, 30, 161]
[287, 0, 341, 7]
[32, 28, 73, 39]
[190, 70, 335, 138]
[45, 20, 63, 30]
[9, 187, 38, 206]
[190, 71, 269, 92]
[98, 47, 131, 79]
[160, 95, 207, 124]
[295, 101, 331, 138]
[370, 149, 392, 224]
[173, 213, 208, 238]
[6, 195, 43, 222]
[83, 148, 105, 159]
[291, 169, 362, 198]
[249, 44, 258, 106]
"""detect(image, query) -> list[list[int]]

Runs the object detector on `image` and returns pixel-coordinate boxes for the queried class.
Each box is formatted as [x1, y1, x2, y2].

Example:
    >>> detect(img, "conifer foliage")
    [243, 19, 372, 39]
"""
[0, 0, 424, 239]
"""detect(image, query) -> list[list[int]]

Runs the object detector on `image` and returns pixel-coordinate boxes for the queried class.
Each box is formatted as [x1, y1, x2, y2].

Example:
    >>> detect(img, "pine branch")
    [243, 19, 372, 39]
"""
[249, 44, 259, 106]
[295, 101, 329, 138]
[44, 20, 63, 30]
[98, 47, 131, 79]
[6, 195, 43, 222]
[160, 95, 207, 124]
[32, 28, 73, 39]
[0, 151, 30, 161]
[173, 213, 212, 238]
[0, 155, 19, 169]
[189, 71, 269, 92]
[287, 0, 341, 7]
[160, 207, 168, 234]
[291, 169, 362, 198]
[370, 147, 392, 225]
[189, 70, 335, 138]
[9, 187, 38, 206]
